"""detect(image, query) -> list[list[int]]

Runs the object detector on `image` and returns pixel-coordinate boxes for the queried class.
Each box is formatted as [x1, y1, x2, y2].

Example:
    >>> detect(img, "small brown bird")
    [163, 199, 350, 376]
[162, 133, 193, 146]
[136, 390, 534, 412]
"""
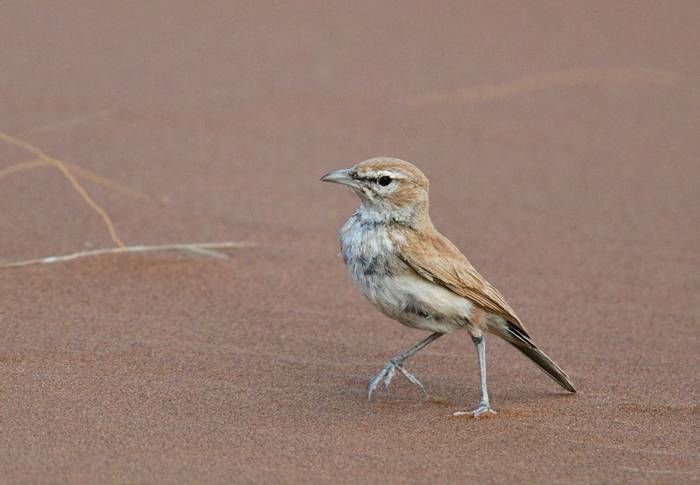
[321, 157, 575, 417]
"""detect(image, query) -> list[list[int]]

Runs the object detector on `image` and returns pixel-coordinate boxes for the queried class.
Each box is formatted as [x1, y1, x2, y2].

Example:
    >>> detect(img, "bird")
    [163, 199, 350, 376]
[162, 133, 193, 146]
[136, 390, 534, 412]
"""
[320, 157, 576, 417]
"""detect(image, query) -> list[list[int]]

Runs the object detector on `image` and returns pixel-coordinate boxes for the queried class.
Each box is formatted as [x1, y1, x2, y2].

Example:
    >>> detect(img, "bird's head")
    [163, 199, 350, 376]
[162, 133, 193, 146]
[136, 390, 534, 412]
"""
[321, 157, 430, 223]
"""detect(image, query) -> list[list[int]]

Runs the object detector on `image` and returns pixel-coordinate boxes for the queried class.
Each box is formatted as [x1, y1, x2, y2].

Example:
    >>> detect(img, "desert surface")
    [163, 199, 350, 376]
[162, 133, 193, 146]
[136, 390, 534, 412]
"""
[1, 2, 698, 483]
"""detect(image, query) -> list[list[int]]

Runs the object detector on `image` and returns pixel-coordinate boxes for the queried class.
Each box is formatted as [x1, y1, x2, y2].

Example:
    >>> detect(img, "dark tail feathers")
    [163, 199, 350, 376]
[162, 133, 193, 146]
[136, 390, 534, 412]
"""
[497, 322, 576, 393]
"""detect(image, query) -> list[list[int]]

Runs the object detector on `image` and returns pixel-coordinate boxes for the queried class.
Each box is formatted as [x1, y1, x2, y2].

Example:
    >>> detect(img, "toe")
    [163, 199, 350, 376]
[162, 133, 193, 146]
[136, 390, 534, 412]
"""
[453, 406, 498, 418]
[382, 364, 397, 392]
[396, 365, 427, 394]
[367, 369, 388, 400]
[473, 408, 497, 418]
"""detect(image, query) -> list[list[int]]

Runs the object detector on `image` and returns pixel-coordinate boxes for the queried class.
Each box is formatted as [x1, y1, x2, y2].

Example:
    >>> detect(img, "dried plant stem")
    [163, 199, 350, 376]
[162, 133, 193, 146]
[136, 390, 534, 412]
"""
[1, 132, 252, 270]
[0, 242, 255, 269]
[0, 159, 47, 177]
[0, 158, 149, 200]
[0, 131, 126, 247]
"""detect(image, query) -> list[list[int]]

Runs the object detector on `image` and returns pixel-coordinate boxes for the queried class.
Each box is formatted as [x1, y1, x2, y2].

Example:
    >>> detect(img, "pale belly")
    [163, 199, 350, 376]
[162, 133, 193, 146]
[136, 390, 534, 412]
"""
[339, 211, 473, 334]
[356, 271, 472, 333]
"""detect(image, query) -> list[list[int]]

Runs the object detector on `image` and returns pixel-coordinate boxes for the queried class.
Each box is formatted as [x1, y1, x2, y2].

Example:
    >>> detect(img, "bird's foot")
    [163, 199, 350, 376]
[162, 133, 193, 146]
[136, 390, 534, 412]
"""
[453, 402, 497, 418]
[367, 358, 427, 400]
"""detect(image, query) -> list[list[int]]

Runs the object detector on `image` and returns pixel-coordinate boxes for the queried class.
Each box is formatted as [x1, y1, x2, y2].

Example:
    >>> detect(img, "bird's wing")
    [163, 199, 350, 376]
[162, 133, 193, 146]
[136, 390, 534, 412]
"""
[393, 227, 526, 331]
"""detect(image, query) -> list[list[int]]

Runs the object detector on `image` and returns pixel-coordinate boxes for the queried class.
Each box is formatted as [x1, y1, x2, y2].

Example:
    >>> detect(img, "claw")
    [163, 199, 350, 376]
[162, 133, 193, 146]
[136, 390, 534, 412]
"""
[367, 359, 428, 400]
[367, 367, 387, 400]
[382, 362, 396, 392]
[453, 403, 498, 418]
[396, 365, 427, 395]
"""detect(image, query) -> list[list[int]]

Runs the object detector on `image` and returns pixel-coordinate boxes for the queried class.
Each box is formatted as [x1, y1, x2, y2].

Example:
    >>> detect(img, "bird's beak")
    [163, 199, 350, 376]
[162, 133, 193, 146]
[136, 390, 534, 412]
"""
[320, 168, 358, 188]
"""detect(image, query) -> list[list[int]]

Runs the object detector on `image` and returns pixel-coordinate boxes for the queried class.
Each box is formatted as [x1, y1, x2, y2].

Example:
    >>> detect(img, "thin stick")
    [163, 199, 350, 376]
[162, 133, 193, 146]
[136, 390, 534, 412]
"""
[0, 131, 126, 247]
[0, 158, 149, 200]
[0, 159, 47, 177]
[0, 242, 255, 269]
[0, 133, 252, 269]
[64, 161, 149, 200]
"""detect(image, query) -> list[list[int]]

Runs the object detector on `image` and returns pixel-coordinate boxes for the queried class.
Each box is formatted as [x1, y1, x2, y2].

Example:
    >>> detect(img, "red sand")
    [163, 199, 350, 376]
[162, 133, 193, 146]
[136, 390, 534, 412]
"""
[1, 2, 698, 483]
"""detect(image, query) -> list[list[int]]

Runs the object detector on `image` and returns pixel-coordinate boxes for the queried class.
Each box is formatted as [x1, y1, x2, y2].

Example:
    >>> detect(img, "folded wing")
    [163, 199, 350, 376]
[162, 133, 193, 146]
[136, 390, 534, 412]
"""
[393, 227, 526, 333]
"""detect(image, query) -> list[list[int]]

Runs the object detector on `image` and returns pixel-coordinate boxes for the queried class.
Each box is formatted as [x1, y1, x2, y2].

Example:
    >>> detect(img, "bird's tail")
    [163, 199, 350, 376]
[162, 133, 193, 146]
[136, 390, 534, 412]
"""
[491, 321, 576, 393]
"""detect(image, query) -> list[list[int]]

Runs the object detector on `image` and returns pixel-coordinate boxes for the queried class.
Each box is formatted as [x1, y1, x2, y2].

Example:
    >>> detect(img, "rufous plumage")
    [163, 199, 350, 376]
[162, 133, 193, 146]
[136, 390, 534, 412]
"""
[322, 157, 575, 417]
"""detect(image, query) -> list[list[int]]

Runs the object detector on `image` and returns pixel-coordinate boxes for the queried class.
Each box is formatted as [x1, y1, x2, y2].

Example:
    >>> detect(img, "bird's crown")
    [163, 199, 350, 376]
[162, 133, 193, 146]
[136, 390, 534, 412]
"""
[321, 157, 430, 219]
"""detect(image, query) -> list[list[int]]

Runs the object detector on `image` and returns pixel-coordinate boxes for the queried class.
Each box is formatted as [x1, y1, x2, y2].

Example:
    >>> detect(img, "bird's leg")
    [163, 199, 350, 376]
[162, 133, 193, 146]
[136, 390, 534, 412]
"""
[368, 332, 443, 400]
[454, 334, 498, 418]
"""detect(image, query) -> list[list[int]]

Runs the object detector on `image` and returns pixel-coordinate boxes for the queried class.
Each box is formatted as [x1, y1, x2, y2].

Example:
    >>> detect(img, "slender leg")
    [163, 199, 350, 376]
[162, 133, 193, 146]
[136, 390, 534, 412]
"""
[367, 332, 443, 400]
[454, 335, 497, 417]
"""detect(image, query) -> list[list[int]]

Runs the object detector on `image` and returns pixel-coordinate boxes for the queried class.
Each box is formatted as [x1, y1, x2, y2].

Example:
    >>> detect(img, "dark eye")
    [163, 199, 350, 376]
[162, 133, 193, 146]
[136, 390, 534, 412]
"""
[378, 176, 392, 186]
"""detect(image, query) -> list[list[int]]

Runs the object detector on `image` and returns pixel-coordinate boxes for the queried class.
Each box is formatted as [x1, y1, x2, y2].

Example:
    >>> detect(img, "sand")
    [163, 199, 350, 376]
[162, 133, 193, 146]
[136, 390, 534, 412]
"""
[1, 1, 698, 483]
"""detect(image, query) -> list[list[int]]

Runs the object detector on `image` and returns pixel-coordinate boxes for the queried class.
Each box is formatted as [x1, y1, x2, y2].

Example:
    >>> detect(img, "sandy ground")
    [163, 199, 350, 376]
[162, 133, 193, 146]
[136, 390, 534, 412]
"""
[1, 1, 699, 483]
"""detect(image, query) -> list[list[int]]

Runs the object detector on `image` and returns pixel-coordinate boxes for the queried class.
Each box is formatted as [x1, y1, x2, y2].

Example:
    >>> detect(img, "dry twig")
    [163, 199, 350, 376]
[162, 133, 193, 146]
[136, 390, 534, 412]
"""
[0, 131, 126, 247]
[0, 242, 255, 269]
[0, 158, 149, 200]
[0, 131, 251, 269]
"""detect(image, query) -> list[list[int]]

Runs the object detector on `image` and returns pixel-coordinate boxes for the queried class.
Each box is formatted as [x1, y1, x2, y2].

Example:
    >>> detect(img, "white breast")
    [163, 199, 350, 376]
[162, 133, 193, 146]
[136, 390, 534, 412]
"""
[338, 210, 470, 334]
